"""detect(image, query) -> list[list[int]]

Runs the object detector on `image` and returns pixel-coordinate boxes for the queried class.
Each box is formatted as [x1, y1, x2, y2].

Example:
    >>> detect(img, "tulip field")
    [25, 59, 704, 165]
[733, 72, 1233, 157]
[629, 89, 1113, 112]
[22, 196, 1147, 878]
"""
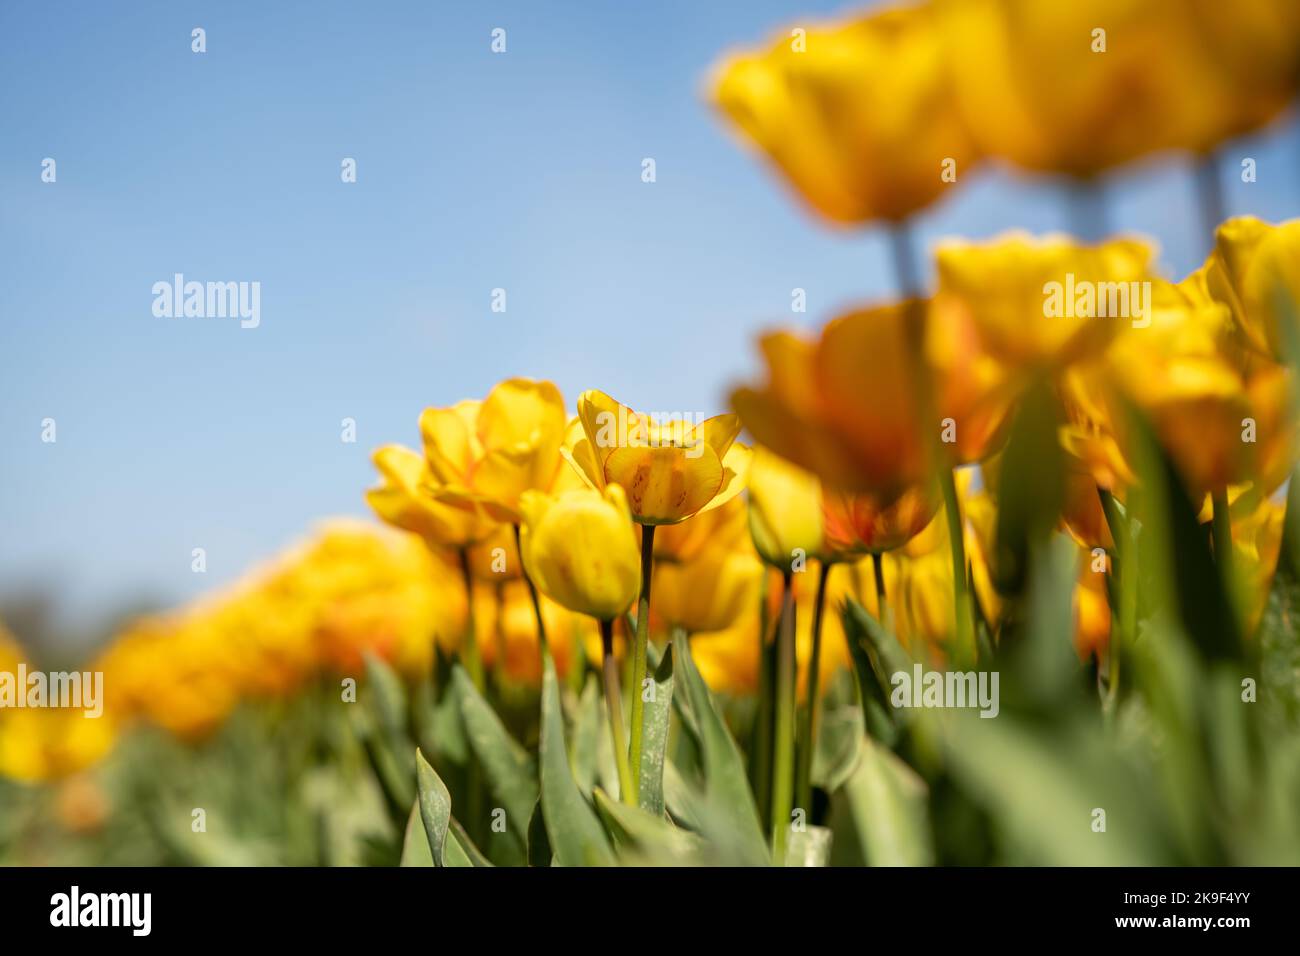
[2, 0, 1300, 877]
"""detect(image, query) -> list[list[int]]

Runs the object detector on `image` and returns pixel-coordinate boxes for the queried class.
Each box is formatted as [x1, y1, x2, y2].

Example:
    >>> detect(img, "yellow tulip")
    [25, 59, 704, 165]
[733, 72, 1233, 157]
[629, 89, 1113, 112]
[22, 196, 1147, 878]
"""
[566, 389, 750, 525]
[747, 446, 825, 567]
[710, 3, 979, 225]
[937, 0, 1285, 176]
[1107, 278, 1296, 497]
[935, 231, 1156, 370]
[418, 378, 570, 523]
[366, 444, 494, 549]
[653, 536, 765, 636]
[653, 495, 748, 564]
[477, 579, 592, 686]
[1201, 217, 1300, 361]
[518, 485, 641, 622]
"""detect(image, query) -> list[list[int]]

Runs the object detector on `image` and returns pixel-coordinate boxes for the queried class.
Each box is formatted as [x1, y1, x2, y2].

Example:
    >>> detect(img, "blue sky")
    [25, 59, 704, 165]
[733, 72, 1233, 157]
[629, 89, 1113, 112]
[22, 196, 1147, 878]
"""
[2, 1, 1298, 646]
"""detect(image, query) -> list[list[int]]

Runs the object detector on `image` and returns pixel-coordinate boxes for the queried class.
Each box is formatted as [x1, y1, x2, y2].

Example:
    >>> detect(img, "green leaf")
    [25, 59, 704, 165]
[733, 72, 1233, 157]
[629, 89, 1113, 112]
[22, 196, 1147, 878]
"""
[364, 652, 410, 748]
[400, 802, 433, 867]
[448, 817, 492, 867]
[451, 665, 537, 840]
[638, 645, 675, 815]
[812, 705, 864, 794]
[539, 651, 614, 866]
[671, 631, 768, 864]
[593, 787, 701, 862]
[841, 598, 905, 745]
[569, 674, 602, 797]
[991, 379, 1066, 598]
[415, 748, 454, 866]
[944, 714, 1169, 865]
[834, 735, 933, 866]
[527, 799, 552, 867]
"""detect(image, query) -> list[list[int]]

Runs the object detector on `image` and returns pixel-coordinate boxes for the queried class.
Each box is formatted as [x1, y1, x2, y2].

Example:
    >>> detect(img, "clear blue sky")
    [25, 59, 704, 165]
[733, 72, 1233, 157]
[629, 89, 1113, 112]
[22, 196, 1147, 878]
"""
[2, 1, 1297, 646]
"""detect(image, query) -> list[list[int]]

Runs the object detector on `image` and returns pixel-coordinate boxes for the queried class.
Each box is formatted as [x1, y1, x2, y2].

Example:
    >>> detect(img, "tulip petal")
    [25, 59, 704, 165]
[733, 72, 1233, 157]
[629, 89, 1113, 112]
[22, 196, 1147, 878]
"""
[604, 444, 723, 525]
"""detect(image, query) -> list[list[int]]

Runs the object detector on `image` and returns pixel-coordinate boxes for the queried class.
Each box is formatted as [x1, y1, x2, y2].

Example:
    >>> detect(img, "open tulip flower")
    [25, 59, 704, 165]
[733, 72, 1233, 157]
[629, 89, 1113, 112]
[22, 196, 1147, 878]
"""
[366, 444, 496, 550]
[566, 389, 750, 526]
[419, 377, 574, 524]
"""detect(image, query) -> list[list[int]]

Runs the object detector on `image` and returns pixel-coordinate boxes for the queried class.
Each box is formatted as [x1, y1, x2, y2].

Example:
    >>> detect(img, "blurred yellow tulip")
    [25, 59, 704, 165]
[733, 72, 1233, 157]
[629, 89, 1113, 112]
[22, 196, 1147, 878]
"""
[747, 446, 825, 567]
[519, 485, 641, 622]
[935, 231, 1156, 370]
[652, 530, 765, 636]
[938, 0, 1292, 176]
[710, 3, 979, 225]
[566, 389, 750, 525]
[653, 495, 748, 564]
[1201, 217, 1300, 361]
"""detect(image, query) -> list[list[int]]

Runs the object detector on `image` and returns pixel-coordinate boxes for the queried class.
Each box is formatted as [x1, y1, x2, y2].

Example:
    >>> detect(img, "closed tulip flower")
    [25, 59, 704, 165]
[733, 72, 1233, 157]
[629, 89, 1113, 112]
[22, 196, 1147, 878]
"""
[653, 534, 765, 636]
[710, 3, 979, 225]
[518, 485, 641, 622]
[747, 446, 826, 568]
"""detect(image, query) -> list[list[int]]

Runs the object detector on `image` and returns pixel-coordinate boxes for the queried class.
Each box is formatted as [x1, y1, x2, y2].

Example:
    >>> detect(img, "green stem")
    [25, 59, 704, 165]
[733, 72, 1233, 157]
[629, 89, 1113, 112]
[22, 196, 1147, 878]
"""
[600, 618, 635, 806]
[627, 524, 656, 804]
[457, 548, 484, 692]
[939, 467, 976, 666]
[1211, 488, 1233, 580]
[771, 569, 797, 865]
[751, 571, 775, 825]
[794, 562, 831, 820]
[872, 552, 888, 626]
[514, 523, 548, 654]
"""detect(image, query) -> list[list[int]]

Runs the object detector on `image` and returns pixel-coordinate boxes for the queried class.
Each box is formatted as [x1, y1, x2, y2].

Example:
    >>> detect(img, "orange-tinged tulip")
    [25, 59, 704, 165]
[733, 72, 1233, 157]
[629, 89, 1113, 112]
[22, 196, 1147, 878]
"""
[821, 482, 940, 556]
[734, 303, 935, 495]
[566, 390, 750, 525]
[935, 231, 1156, 370]
[710, 3, 979, 225]
[519, 485, 641, 622]
[419, 378, 572, 524]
